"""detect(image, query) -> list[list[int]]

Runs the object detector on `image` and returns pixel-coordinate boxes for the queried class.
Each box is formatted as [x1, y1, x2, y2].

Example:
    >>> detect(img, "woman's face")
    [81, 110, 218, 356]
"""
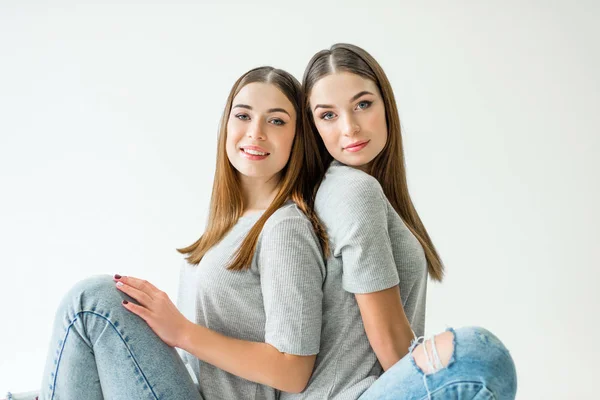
[309, 72, 387, 169]
[226, 82, 296, 181]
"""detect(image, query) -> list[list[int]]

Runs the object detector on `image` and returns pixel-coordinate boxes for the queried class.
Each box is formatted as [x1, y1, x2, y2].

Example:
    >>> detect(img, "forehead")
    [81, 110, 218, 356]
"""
[309, 72, 380, 105]
[232, 82, 295, 114]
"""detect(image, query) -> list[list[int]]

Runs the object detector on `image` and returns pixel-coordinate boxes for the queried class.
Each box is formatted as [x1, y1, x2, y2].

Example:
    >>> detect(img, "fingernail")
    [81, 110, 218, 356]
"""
[122, 300, 128, 305]
[116, 281, 124, 287]
[114, 274, 122, 279]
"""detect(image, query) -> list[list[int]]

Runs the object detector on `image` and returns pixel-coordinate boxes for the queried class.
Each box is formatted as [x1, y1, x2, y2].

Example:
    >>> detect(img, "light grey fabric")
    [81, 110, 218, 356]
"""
[283, 161, 428, 400]
[177, 201, 325, 400]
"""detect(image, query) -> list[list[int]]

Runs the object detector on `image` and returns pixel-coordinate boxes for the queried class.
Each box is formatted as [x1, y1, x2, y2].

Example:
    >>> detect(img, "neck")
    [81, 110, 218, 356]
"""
[239, 173, 281, 216]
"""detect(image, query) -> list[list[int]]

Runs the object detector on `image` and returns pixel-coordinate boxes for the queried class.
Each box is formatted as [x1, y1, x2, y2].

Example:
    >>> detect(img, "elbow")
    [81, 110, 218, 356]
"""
[277, 371, 311, 394]
[275, 354, 315, 393]
[371, 338, 410, 371]
[273, 354, 317, 394]
[283, 386, 304, 394]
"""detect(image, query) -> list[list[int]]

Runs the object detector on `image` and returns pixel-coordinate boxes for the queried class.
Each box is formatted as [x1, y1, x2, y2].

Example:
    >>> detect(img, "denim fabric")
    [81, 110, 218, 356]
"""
[358, 327, 517, 400]
[39, 275, 201, 400]
[38, 275, 517, 400]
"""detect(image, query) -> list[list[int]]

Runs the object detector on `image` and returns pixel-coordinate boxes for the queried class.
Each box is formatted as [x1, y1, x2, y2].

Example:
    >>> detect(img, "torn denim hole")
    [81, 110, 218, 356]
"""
[409, 328, 456, 400]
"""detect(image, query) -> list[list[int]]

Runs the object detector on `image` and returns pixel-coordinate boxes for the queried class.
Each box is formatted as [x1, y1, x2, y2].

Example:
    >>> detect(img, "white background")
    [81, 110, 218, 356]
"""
[1, 1, 598, 398]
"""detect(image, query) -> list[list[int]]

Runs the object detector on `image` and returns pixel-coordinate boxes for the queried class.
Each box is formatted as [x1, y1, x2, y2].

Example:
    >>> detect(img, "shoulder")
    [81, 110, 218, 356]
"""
[256, 202, 324, 270]
[261, 201, 314, 238]
[264, 201, 309, 227]
[322, 161, 381, 189]
[316, 162, 386, 215]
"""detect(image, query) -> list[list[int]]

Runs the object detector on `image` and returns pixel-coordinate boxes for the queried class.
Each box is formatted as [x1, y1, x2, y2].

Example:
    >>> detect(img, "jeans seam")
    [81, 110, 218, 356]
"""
[50, 310, 159, 400]
[420, 380, 496, 400]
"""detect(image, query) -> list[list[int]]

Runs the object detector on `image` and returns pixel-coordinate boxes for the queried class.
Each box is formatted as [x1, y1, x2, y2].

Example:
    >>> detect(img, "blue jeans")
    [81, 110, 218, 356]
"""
[359, 327, 517, 400]
[40, 275, 516, 399]
[40, 275, 201, 400]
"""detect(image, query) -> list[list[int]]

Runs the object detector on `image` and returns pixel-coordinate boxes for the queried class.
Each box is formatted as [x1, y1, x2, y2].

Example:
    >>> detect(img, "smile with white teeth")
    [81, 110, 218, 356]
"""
[242, 148, 269, 156]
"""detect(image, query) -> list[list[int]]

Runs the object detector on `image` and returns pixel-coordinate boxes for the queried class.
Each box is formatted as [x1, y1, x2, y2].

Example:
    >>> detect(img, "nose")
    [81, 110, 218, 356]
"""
[246, 120, 266, 140]
[341, 113, 360, 137]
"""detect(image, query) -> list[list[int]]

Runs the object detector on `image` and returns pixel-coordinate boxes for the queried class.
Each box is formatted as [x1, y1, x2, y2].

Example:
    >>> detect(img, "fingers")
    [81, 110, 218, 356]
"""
[115, 281, 153, 306]
[121, 300, 151, 321]
[114, 274, 159, 295]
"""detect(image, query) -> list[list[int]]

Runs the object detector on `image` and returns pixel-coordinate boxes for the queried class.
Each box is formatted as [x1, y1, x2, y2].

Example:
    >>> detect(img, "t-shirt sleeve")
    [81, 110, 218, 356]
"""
[331, 176, 400, 294]
[258, 217, 325, 356]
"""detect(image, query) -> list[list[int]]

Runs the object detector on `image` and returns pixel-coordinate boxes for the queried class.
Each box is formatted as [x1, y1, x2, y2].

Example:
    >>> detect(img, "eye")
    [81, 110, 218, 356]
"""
[235, 113, 250, 121]
[269, 118, 285, 126]
[355, 100, 372, 110]
[320, 111, 336, 120]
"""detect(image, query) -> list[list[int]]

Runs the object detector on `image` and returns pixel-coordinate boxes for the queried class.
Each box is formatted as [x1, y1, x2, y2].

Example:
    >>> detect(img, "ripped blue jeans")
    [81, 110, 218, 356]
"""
[40, 275, 516, 399]
[358, 327, 517, 400]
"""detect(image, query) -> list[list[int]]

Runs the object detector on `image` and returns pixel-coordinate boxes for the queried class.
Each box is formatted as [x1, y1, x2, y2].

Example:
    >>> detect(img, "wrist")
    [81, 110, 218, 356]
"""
[178, 319, 197, 350]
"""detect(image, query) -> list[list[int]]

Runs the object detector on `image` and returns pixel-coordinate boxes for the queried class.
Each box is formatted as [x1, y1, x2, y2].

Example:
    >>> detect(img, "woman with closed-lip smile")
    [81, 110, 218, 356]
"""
[343, 140, 370, 152]
[282, 43, 518, 400]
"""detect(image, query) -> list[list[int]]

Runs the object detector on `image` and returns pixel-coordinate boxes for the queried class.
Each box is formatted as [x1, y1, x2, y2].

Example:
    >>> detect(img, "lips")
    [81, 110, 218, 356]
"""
[344, 140, 370, 152]
[239, 144, 270, 160]
[240, 145, 270, 156]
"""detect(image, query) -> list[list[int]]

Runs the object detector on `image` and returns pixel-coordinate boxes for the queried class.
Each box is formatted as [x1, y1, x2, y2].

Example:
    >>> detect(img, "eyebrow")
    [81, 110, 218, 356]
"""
[313, 91, 375, 111]
[232, 104, 291, 117]
[350, 91, 374, 102]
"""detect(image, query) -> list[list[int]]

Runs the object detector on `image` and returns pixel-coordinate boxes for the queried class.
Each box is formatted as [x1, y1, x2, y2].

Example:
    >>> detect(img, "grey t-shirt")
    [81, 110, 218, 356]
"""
[282, 161, 428, 400]
[177, 202, 325, 400]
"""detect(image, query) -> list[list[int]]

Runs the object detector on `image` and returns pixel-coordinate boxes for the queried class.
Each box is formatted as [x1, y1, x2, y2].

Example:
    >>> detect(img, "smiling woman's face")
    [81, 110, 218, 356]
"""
[309, 72, 388, 169]
[225, 82, 296, 181]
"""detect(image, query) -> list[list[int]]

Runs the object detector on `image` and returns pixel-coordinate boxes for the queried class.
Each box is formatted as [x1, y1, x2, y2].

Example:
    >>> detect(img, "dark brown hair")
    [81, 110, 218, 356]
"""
[302, 44, 444, 281]
[179, 66, 328, 270]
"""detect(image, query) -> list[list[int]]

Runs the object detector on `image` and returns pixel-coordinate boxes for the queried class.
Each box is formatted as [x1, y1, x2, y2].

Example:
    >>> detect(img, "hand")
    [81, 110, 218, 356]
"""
[113, 274, 192, 348]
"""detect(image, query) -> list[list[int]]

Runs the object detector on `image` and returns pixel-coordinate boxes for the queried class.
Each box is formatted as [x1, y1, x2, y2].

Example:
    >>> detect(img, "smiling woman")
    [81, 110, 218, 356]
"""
[280, 43, 519, 400]
[36, 67, 328, 400]
[310, 75, 388, 171]
[225, 82, 296, 192]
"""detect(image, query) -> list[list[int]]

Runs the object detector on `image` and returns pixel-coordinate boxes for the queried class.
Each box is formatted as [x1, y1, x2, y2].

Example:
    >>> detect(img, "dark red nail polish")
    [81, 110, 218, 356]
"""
[122, 300, 128, 305]
[114, 274, 122, 279]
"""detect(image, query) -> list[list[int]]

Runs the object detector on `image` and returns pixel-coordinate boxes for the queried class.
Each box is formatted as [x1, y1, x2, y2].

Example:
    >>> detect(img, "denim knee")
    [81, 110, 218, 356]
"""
[56, 274, 127, 319]
[67, 274, 117, 296]
[455, 326, 517, 399]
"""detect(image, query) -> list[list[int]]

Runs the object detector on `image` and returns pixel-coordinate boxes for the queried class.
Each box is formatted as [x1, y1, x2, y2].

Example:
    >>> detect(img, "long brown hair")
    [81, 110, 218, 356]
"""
[302, 43, 444, 281]
[179, 66, 328, 270]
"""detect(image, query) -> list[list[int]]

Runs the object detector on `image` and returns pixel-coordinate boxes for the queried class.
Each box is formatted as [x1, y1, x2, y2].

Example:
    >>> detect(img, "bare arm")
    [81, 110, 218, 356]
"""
[355, 285, 415, 371]
[180, 322, 316, 393]
[115, 275, 318, 393]
[325, 174, 415, 370]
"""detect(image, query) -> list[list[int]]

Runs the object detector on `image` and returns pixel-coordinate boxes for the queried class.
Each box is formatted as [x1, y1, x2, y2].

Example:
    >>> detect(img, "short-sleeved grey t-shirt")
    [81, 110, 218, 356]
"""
[177, 201, 325, 400]
[282, 162, 428, 400]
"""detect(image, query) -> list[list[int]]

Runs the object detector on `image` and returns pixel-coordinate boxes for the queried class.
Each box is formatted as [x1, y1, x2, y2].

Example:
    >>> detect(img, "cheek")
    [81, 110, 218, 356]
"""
[225, 125, 242, 156]
[366, 108, 387, 141]
[276, 128, 296, 155]
[315, 122, 339, 147]
[226, 122, 242, 145]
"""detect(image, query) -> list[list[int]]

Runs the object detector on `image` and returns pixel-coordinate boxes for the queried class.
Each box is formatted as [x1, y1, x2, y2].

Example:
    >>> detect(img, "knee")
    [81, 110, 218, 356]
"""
[67, 274, 117, 298]
[57, 274, 124, 315]
[412, 327, 517, 398]
[458, 326, 517, 397]
[411, 330, 454, 375]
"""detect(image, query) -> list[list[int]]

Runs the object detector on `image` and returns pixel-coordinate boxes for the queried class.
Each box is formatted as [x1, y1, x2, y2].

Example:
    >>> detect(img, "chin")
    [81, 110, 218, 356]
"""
[339, 154, 374, 168]
[235, 163, 282, 181]
[237, 168, 270, 179]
